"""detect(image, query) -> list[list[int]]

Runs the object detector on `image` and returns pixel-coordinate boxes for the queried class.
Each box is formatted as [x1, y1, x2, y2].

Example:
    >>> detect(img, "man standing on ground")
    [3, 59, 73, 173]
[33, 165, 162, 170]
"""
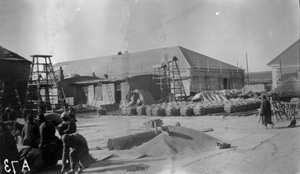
[260, 95, 275, 129]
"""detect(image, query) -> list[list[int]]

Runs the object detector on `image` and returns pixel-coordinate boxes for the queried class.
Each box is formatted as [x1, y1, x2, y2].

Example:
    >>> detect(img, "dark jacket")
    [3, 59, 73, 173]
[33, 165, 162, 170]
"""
[39, 120, 58, 147]
[260, 99, 272, 116]
[0, 111, 9, 122]
[21, 121, 40, 147]
[63, 133, 88, 150]
[0, 122, 21, 173]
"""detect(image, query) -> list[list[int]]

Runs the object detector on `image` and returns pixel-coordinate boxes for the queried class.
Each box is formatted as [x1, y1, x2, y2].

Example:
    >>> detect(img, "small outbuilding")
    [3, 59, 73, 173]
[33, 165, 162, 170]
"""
[243, 71, 272, 92]
[67, 74, 161, 110]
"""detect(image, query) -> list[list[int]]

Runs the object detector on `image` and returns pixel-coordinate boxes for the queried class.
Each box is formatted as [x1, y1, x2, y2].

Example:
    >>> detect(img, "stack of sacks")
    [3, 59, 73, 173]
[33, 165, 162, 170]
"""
[165, 105, 181, 116]
[152, 106, 166, 116]
[146, 105, 155, 116]
[121, 107, 127, 115]
[97, 107, 107, 115]
[126, 106, 137, 115]
[193, 104, 208, 116]
[136, 105, 147, 115]
[224, 98, 261, 113]
[180, 105, 195, 116]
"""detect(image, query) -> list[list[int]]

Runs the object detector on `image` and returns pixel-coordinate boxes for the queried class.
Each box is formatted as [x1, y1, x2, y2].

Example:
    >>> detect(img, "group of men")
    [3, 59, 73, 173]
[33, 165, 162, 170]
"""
[0, 105, 95, 174]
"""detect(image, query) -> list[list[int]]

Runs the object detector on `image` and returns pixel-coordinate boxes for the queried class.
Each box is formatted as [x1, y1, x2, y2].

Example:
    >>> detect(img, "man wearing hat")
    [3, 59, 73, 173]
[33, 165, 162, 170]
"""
[68, 106, 77, 122]
[21, 114, 40, 147]
[58, 112, 77, 136]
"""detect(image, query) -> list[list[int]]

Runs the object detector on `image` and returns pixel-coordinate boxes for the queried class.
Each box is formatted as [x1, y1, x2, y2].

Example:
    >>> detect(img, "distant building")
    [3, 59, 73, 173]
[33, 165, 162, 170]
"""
[54, 46, 245, 107]
[244, 71, 272, 92]
[267, 39, 300, 89]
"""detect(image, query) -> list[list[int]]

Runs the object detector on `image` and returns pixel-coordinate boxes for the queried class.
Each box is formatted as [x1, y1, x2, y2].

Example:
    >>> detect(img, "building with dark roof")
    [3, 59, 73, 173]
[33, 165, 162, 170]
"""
[0, 46, 31, 108]
[267, 39, 300, 89]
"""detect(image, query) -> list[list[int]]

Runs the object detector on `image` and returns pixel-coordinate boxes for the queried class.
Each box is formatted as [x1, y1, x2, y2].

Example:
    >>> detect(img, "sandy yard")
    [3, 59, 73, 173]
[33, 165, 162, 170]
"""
[40, 111, 300, 174]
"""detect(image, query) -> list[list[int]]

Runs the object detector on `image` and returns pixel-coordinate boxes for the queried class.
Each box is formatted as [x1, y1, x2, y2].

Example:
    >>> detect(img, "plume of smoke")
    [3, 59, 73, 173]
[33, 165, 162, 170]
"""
[120, 0, 131, 52]
[161, 19, 168, 44]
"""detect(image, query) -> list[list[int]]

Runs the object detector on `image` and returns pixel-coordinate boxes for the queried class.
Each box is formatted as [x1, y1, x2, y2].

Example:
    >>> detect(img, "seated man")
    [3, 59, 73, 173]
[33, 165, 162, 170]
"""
[21, 114, 40, 147]
[61, 133, 96, 174]
[38, 113, 59, 169]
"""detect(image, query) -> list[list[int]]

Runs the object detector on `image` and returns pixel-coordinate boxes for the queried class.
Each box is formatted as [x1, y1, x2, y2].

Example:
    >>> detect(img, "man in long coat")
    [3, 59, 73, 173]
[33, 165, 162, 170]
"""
[260, 95, 275, 129]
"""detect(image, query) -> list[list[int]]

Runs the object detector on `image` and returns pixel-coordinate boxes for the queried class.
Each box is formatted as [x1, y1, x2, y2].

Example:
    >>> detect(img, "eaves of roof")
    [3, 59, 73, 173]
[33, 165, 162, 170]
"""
[267, 39, 300, 66]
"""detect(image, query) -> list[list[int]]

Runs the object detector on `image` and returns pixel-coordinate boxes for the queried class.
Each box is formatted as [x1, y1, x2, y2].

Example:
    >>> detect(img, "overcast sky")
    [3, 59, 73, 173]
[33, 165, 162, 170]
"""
[0, 0, 299, 72]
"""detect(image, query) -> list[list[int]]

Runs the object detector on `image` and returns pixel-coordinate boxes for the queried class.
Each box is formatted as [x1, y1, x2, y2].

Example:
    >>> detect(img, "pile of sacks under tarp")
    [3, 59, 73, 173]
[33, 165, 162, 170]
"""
[121, 90, 261, 116]
[191, 91, 228, 102]
[122, 98, 261, 116]
[191, 90, 258, 101]
[122, 89, 156, 115]
[223, 98, 261, 113]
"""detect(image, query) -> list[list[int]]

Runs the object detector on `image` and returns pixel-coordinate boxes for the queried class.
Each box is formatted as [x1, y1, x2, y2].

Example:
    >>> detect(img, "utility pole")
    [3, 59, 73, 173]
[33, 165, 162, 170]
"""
[279, 60, 283, 85]
[246, 53, 250, 85]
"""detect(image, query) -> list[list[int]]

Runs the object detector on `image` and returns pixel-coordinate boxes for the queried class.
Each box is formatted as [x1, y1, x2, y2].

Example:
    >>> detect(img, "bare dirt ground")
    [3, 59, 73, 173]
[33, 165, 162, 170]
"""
[43, 111, 300, 174]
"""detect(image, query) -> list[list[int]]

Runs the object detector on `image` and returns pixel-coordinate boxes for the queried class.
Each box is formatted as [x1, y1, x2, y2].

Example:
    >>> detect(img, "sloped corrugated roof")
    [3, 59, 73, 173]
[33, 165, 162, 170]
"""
[0, 46, 31, 62]
[267, 39, 300, 66]
[54, 46, 189, 77]
[54, 46, 242, 77]
[178, 46, 243, 70]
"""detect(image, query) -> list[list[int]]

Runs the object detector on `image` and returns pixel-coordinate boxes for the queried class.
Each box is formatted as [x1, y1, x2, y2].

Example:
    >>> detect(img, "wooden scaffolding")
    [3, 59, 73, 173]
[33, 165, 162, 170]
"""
[23, 55, 64, 116]
[153, 56, 187, 101]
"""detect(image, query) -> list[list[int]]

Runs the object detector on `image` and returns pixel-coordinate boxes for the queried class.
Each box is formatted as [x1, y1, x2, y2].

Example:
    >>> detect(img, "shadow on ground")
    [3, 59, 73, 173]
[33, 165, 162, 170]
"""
[275, 125, 300, 129]
[85, 163, 150, 173]
[91, 157, 165, 168]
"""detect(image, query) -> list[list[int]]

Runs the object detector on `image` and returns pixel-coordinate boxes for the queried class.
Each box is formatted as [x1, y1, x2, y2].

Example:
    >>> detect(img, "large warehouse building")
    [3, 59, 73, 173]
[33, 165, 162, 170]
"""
[54, 46, 244, 107]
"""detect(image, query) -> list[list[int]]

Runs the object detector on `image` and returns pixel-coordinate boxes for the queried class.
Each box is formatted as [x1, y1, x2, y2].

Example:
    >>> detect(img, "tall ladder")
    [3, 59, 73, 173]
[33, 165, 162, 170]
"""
[105, 84, 114, 104]
[23, 55, 64, 116]
[152, 56, 187, 101]
[91, 81, 102, 108]
[169, 56, 187, 101]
